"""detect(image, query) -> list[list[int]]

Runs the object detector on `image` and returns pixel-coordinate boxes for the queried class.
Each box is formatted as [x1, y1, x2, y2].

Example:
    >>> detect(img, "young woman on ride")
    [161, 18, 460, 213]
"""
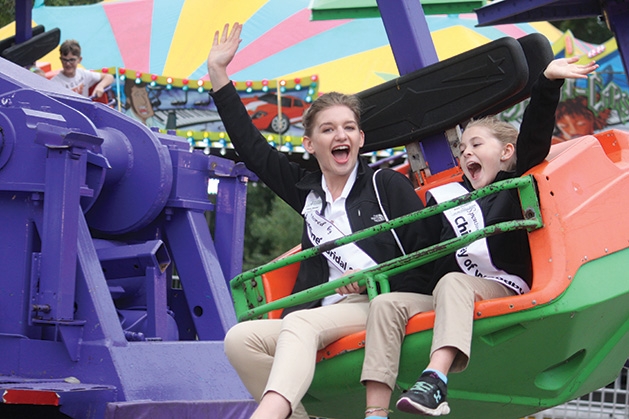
[207, 23, 432, 419]
[361, 57, 599, 418]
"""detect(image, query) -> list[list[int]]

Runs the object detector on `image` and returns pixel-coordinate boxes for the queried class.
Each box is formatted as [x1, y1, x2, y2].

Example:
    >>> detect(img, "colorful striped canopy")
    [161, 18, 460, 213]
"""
[0, 0, 564, 94]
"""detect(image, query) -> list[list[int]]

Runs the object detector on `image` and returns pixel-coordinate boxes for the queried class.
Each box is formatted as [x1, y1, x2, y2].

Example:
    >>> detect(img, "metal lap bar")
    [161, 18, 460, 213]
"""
[232, 175, 543, 321]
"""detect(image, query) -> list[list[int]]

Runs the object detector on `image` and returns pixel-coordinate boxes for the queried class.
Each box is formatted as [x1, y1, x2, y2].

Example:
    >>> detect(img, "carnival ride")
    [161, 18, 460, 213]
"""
[0, 4, 259, 417]
[233, 1, 629, 418]
[1, 0, 629, 418]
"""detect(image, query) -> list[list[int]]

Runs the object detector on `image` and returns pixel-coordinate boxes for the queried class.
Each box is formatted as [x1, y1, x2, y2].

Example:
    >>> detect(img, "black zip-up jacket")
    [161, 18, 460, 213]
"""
[421, 73, 564, 291]
[211, 83, 433, 316]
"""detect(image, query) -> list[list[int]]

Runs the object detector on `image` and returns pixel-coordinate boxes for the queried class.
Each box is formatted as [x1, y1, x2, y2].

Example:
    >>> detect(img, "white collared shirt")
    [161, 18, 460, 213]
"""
[320, 165, 358, 305]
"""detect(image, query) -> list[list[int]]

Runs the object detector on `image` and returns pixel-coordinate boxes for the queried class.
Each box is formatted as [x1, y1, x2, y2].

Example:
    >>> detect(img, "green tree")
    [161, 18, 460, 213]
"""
[0, 0, 103, 28]
[242, 182, 302, 271]
[0, 0, 15, 28]
[43, 0, 101, 5]
[550, 17, 614, 44]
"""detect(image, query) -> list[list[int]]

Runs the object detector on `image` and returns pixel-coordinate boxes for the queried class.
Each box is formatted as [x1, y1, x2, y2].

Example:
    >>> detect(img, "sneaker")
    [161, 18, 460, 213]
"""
[396, 372, 451, 416]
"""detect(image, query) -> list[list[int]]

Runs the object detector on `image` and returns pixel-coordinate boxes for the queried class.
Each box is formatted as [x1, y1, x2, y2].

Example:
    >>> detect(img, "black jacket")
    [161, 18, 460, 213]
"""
[211, 83, 432, 316]
[421, 73, 564, 291]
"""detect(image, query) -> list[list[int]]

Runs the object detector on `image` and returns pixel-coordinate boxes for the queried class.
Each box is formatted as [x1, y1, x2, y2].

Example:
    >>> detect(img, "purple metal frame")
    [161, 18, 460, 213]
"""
[377, 0, 459, 174]
[0, 55, 256, 416]
[13, 0, 33, 44]
[475, 0, 629, 76]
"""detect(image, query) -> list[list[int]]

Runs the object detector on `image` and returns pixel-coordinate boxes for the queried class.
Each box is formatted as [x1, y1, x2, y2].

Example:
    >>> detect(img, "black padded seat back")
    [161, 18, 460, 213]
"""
[358, 34, 553, 152]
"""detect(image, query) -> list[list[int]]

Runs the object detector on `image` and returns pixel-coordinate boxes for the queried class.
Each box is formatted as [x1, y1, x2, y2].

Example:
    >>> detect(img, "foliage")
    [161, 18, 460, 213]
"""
[0, 0, 14, 28]
[242, 182, 302, 271]
[44, 0, 101, 5]
[550, 18, 614, 44]
[0, 0, 103, 28]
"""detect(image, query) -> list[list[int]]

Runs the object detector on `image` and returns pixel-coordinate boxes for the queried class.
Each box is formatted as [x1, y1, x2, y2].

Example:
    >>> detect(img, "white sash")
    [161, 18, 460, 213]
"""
[302, 192, 377, 275]
[428, 183, 530, 295]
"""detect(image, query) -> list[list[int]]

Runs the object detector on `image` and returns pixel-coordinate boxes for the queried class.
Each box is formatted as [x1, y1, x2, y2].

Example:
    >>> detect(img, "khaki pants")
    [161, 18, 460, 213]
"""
[361, 272, 515, 390]
[224, 294, 369, 419]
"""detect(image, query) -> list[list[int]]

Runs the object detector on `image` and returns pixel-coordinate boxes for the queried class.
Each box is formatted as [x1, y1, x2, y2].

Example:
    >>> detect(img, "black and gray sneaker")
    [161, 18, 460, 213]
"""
[396, 371, 451, 416]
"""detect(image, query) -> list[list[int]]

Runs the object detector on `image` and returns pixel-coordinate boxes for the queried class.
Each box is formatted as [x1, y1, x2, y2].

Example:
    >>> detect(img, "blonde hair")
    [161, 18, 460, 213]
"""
[302, 92, 362, 137]
[464, 116, 518, 170]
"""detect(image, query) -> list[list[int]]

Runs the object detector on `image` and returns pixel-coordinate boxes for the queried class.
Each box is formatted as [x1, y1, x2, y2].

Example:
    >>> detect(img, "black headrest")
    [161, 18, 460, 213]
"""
[358, 34, 553, 152]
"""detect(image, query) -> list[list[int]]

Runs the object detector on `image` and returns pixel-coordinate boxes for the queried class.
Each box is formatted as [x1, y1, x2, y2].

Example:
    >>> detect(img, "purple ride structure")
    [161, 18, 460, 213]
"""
[0, 3, 257, 417]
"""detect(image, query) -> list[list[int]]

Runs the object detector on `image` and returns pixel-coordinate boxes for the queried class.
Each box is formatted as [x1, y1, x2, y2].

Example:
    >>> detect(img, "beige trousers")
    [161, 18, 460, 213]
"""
[361, 272, 515, 390]
[224, 294, 370, 419]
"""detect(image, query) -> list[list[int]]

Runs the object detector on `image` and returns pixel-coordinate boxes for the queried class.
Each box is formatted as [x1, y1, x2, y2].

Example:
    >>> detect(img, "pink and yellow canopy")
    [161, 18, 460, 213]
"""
[0, 0, 564, 94]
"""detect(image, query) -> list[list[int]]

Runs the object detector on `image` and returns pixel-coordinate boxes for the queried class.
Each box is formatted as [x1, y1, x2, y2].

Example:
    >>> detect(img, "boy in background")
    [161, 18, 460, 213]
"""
[51, 39, 113, 99]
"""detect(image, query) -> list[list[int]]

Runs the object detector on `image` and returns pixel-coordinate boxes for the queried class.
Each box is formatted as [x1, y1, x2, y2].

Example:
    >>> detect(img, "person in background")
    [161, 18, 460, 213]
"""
[51, 39, 113, 98]
[208, 22, 432, 419]
[361, 57, 599, 418]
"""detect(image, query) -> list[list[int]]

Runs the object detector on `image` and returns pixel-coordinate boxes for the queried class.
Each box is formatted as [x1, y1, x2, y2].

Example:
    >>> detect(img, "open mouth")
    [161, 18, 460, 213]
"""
[332, 145, 350, 163]
[466, 161, 481, 179]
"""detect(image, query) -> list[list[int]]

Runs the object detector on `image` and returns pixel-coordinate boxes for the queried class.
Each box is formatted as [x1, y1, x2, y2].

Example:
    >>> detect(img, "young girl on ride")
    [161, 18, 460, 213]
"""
[207, 23, 432, 419]
[361, 57, 599, 418]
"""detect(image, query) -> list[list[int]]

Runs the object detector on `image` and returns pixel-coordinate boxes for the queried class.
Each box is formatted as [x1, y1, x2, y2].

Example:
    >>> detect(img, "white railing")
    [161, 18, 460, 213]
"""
[526, 367, 628, 419]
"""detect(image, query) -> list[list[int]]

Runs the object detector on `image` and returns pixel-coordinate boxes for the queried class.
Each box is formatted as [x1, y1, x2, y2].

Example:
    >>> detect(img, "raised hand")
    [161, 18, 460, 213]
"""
[207, 23, 242, 90]
[544, 56, 599, 80]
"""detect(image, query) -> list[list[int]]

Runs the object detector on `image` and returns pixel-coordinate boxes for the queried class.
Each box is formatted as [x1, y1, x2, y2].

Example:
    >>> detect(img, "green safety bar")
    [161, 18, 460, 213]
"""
[231, 175, 543, 321]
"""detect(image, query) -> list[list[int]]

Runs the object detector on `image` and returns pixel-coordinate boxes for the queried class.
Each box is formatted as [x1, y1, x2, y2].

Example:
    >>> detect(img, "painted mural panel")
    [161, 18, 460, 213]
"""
[500, 35, 629, 141]
[102, 33, 628, 159]
[107, 68, 319, 154]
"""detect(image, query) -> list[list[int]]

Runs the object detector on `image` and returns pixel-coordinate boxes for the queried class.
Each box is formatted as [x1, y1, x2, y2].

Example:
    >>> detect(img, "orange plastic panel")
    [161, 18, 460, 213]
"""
[261, 246, 301, 319]
[317, 129, 629, 362]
